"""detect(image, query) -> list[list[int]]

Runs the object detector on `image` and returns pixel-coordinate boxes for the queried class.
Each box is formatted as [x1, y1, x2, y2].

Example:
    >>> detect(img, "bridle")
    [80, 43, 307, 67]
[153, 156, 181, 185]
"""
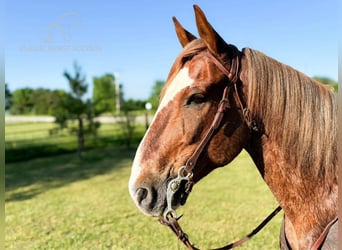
[161, 50, 255, 222]
[157, 48, 337, 250]
[158, 49, 282, 249]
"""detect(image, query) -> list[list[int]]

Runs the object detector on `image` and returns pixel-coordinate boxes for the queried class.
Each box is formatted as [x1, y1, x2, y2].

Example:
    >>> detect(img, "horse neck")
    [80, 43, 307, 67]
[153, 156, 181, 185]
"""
[243, 93, 338, 249]
[245, 136, 338, 248]
[240, 49, 337, 248]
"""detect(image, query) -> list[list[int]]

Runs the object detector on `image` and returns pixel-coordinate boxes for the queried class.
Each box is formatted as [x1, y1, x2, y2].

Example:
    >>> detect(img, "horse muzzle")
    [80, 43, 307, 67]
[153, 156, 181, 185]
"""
[129, 166, 194, 218]
[130, 181, 167, 217]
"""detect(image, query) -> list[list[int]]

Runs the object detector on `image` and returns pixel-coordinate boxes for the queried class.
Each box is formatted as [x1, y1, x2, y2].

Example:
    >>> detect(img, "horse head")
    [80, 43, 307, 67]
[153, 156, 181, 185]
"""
[129, 5, 250, 217]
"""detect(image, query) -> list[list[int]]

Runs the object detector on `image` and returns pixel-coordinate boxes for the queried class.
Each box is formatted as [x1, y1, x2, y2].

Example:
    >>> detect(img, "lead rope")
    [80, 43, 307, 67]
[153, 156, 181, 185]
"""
[159, 206, 282, 249]
[159, 214, 199, 250]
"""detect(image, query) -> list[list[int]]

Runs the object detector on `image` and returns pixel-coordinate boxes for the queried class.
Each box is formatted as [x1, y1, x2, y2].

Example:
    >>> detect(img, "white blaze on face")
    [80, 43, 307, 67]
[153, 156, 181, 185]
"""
[128, 67, 194, 200]
[157, 67, 194, 111]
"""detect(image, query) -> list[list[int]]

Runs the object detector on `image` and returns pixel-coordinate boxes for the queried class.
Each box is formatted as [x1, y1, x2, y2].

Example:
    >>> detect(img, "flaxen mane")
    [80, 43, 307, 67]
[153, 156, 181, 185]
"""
[242, 48, 337, 184]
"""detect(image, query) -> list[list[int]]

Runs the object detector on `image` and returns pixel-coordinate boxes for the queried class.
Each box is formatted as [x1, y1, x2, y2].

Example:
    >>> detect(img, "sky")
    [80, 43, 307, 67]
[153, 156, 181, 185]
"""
[5, 0, 338, 100]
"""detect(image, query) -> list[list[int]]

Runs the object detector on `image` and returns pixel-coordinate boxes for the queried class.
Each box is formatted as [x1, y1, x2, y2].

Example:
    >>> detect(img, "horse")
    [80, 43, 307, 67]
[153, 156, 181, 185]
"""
[128, 5, 338, 250]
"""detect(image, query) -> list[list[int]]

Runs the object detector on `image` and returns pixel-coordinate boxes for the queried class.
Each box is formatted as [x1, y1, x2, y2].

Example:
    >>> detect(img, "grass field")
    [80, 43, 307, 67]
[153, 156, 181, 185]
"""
[6, 147, 283, 249]
[5, 121, 146, 162]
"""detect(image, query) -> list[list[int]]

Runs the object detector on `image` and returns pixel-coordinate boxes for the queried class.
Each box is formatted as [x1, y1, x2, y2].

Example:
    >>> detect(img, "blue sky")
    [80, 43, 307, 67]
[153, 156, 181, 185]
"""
[5, 1, 337, 100]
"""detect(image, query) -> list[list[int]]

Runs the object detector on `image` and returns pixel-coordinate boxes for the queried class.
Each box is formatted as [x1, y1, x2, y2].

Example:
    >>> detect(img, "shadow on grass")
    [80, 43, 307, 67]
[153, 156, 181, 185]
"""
[5, 146, 137, 202]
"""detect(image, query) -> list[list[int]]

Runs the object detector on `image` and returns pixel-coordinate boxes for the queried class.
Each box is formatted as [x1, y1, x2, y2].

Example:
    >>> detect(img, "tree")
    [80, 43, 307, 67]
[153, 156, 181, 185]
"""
[92, 73, 116, 115]
[50, 90, 74, 128]
[122, 98, 145, 111]
[313, 76, 338, 92]
[10, 88, 34, 114]
[62, 61, 91, 160]
[9, 87, 74, 115]
[113, 84, 140, 148]
[5, 83, 11, 111]
[31, 88, 56, 114]
[64, 62, 88, 99]
[118, 109, 136, 149]
[148, 80, 164, 109]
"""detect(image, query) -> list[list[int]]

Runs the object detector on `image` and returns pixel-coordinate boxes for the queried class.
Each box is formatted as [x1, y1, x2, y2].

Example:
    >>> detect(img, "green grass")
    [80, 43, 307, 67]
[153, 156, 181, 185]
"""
[5, 122, 145, 162]
[5, 122, 143, 144]
[6, 122, 58, 140]
[6, 148, 282, 249]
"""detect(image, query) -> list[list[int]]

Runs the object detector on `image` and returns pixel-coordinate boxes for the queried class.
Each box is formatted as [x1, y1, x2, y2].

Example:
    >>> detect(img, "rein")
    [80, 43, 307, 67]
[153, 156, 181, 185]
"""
[158, 50, 281, 249]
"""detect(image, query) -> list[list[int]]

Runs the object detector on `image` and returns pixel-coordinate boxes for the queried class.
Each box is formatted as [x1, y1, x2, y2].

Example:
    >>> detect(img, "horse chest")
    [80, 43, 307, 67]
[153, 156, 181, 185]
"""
[280, 217, 339, 250]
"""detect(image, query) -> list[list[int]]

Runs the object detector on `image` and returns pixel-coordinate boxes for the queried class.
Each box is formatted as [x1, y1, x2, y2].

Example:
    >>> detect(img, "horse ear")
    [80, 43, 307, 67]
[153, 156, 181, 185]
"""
[193, 5, 227, 55]
[173, 17, 197, 47]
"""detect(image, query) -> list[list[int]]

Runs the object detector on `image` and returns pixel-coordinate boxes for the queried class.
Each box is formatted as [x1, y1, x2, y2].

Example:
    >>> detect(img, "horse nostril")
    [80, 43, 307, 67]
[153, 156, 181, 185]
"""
[136, 187, 148, 204]
[133, 186, 160, 215]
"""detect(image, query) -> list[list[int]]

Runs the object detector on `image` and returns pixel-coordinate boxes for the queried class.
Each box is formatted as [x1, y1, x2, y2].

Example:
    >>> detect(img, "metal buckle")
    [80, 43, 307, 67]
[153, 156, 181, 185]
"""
[163, 166, 193, 221]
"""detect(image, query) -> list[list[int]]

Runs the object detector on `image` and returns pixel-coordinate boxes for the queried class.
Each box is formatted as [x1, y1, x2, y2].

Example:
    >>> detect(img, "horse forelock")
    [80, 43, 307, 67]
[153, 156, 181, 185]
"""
[242, 48, 337, 184]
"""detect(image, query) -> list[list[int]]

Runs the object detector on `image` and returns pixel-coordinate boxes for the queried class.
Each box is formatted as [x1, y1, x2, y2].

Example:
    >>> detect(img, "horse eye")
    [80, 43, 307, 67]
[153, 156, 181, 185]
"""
[187, 94, 206, 106]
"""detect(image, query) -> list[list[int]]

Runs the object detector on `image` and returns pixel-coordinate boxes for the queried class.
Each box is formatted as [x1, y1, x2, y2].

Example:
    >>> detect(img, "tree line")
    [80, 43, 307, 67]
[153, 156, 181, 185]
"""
[6, 76, 149, 116]
[6, 61, 165, 160]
